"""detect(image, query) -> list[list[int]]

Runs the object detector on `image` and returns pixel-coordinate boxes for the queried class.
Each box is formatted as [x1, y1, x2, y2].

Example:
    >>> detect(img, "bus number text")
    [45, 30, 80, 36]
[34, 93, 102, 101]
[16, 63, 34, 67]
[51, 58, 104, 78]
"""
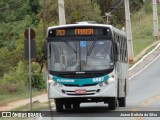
[56, 30, 65, 36]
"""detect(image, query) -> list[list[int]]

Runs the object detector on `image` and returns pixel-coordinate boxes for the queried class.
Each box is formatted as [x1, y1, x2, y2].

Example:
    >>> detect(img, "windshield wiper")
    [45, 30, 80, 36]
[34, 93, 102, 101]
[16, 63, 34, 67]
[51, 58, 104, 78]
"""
[63, 40, 77, 54]
[87, 41, 96, 56]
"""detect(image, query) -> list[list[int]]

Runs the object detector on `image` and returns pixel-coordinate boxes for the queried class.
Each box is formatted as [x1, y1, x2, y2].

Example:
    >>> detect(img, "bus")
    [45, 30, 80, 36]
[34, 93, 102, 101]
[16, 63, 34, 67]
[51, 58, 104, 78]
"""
[43, 22, 129, 112]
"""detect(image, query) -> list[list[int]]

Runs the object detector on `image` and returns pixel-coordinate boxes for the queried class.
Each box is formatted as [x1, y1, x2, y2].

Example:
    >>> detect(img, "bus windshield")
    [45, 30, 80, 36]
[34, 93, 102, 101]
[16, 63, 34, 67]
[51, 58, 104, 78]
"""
[48, 39, 114, 72]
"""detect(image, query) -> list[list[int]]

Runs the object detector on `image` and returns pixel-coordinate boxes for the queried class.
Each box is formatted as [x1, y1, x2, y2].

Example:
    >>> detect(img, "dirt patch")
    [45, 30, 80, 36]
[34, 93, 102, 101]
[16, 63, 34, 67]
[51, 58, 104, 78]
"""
[0, 94, 47, 111]
[0, 102, 7, 107]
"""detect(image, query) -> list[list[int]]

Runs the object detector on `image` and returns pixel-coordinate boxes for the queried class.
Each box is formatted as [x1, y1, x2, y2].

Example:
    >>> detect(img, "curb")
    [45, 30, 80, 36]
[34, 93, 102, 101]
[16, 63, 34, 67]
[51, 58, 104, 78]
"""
[129, 43, 160, 80]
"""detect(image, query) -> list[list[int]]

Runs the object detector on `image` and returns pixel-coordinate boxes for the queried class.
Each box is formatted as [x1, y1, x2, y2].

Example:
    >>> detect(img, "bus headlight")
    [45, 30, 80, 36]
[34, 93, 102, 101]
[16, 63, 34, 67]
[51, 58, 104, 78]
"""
[51, 80, 63, 87]
[99, 76, 115, 87]
[48, 75, 63, 87]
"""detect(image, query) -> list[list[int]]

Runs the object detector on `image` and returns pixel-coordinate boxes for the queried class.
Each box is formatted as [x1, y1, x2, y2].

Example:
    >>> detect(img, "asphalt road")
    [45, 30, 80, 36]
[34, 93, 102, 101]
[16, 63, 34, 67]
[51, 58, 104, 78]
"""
[37, 56, 160, 120]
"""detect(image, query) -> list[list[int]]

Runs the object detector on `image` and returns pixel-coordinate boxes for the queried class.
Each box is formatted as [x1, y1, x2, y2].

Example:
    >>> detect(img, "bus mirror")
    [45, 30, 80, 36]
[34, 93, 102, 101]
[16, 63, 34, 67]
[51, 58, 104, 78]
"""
[42, 40, 47, 58]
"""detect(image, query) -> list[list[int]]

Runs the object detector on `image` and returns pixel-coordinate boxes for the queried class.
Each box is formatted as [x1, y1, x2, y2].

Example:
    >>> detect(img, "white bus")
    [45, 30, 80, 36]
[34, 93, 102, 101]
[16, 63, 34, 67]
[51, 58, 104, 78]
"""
[43, 22, 129, 112]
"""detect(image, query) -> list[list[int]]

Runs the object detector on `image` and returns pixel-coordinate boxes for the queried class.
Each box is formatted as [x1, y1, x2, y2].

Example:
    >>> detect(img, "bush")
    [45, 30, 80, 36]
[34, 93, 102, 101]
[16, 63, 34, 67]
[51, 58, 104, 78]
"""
[31, 73, 45, 90]
[0, 60, 46, 94]
[144, 1, 152, 14]
[0, 61, 28, 94]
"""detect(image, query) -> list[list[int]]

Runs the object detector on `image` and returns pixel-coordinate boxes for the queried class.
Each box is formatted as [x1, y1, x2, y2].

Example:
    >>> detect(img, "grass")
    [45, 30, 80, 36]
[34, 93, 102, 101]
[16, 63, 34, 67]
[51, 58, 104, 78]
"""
[129, 43, 158, 68]
[127, 1, 160, 67]
[128, 2, 160, 67]
[0, 89, 46, 107]
[131, 5, 158, 57]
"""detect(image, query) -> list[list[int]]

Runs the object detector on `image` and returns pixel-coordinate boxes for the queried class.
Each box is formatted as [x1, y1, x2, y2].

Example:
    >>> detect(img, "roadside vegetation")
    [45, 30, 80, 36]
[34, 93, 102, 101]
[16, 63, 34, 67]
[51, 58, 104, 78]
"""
[131, 1, 158, 56]
[0, 0, 159, 105]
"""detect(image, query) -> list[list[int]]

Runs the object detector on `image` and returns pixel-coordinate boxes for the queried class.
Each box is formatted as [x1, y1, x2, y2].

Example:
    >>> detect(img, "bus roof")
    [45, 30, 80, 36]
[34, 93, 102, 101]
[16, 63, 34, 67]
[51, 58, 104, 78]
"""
[48, 23, 111, 29]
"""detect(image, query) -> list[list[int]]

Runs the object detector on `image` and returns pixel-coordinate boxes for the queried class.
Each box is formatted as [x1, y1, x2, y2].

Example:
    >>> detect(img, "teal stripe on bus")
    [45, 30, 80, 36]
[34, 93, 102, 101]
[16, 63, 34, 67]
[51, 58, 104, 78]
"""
[52, 75, 109, 86]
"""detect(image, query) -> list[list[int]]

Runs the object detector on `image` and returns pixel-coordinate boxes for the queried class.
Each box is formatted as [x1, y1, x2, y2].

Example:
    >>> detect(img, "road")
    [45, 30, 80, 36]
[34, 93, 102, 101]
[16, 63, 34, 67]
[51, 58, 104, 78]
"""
[37, 56, 160, 120]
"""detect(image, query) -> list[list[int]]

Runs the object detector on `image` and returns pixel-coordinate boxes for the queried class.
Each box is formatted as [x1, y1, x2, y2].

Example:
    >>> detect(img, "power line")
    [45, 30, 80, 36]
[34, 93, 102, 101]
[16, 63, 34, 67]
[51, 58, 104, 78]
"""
[103, 0, 124, 24]
[110, 0, 124, 13]
[0, 0, 22, 11]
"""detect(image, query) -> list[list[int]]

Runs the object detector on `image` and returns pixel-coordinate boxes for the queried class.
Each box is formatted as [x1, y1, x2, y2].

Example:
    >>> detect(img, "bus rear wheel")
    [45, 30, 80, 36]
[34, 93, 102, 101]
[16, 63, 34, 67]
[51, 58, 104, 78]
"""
[118, 97, 126, 107]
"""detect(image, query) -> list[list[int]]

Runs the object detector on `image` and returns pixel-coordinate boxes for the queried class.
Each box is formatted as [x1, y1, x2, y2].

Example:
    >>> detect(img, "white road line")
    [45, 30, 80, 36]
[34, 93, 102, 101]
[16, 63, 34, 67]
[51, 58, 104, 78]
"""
[129, 43, 160, 80]
[129, 54, 160, 80]
[129, 43, 160, 71]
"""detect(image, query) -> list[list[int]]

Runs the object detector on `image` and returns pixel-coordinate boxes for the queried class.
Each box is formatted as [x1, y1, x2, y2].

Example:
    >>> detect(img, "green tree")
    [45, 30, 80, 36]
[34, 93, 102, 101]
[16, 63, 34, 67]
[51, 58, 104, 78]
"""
[65, 0, 103, 23]
[38, 0, 103, 25]
[0, 0, 41, 75]
[91, 0, 144, 26]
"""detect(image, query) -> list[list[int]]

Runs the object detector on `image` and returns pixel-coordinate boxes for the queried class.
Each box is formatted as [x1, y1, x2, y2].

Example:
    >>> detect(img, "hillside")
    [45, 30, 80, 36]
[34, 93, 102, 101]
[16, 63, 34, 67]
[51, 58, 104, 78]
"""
[131, 2, 159, 57]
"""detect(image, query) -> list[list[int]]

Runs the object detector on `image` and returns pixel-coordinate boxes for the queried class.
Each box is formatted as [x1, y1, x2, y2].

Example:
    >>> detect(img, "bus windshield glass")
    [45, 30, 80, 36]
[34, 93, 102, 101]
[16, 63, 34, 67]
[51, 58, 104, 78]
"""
[48, 39, 114, 72]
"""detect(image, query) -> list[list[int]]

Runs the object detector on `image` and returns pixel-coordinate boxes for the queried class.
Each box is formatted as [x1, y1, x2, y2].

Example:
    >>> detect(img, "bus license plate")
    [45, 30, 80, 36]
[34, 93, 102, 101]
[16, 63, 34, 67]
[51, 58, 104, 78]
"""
[75, 89, 86, 94]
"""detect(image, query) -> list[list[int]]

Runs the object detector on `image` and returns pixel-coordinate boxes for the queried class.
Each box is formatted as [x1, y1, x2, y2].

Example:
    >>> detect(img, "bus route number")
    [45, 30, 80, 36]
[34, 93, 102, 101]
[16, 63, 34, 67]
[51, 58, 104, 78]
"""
[56, 30, 65, 36]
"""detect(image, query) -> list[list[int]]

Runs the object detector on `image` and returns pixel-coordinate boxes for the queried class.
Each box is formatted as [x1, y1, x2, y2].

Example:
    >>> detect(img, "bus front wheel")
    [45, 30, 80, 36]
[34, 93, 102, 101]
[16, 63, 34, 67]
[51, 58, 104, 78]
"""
[55, 99, 63, 112]
[108, 97, 116, 110]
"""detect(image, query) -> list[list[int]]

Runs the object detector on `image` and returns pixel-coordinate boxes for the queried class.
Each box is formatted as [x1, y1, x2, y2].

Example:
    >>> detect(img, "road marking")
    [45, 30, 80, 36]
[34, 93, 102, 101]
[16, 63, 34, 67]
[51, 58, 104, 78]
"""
[129, 43, 160, 80]
[129, 43, 160, 71]
[131, 108, 144, 120]
[131, 95, 160, 108]
[140, 95, 160, 107]
[129, 44, 160, 120]
[133, 117, 143, 120]
[129, 53, 160, 80]
[131, 94, 160, 120]
[131, 108, 140, 111]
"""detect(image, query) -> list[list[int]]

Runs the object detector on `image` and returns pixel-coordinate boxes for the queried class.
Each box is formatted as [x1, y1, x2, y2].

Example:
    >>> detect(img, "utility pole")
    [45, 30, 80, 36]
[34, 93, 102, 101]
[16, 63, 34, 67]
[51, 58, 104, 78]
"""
[43, 0, 47, 37]
[124, 0, 134, 64]
[152, 0, 159, 39]
[24, 28, 36, 110]
[28, 28, 32, 110]
[58, 0, 66, 25]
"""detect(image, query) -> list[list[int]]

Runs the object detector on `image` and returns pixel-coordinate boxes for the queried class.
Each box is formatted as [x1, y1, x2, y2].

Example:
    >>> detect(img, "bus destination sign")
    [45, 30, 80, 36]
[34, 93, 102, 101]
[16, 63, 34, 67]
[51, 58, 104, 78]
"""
[48, 27, 111, 37]
[56, 29, 94, 36]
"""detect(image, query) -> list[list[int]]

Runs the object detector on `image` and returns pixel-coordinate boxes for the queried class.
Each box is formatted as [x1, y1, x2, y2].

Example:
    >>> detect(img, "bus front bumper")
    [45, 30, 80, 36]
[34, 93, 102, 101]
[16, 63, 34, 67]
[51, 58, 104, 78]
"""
[48, 83, 117, 99]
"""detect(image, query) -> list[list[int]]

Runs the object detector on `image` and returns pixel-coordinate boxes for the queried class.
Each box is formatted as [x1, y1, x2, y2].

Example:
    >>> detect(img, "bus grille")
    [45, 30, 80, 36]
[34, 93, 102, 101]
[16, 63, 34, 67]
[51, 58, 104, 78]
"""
[62, 89, 100, 96]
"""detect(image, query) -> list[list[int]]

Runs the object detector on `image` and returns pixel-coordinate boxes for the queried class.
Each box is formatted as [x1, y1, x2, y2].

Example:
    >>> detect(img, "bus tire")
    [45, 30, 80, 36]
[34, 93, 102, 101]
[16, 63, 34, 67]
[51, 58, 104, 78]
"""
[118, 97, 126, 107]
[55, 99, 63, 112]
[108, 97, 116, 110]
